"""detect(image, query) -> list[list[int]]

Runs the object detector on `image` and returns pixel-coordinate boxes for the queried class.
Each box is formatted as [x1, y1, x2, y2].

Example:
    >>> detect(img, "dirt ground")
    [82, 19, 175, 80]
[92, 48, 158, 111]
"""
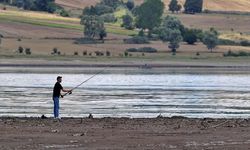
[0, 117, 249, 150]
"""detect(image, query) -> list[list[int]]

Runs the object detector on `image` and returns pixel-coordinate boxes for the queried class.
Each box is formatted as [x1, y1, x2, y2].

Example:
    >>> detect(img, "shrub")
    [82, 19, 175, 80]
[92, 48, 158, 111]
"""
[124, 51, 128, 57]
[123, 36, 149, 44]
[106, 51, 111, 56]
[122, 14, 134, 30]
[74, 51, 78, 56]
[17, 38, 22, 42]
[25, 48, 31, 55]
[74, 38, 101, 44]
[218, 39, 239, 46]
[126, 48, 138, 52]
[183, 28, 199, 45]
[60, 9, 70, 17]
[126, 47, 157, 53]
[95, 51, 104, 56]
[224, 50, 250, 57]
[18, 46, 24, 53]
[52, 48, 58, 54]
[83, 51, 88, 56]
[240, 40, 250, 47]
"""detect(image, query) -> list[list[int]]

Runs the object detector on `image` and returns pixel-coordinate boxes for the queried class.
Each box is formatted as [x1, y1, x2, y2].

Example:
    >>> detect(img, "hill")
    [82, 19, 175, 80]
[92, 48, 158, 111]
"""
[55, 0, 250, 12]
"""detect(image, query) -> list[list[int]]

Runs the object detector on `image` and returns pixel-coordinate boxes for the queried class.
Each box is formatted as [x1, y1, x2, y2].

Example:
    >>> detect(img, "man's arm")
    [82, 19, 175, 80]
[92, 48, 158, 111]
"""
[62, 89, 72, 93]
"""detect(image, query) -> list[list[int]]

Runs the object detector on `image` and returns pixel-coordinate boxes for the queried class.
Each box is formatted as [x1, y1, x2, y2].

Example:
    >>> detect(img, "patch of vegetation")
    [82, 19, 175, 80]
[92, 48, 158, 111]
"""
[74, 38, 103, 44]
[123, 36, 149, 44]
[218, 39, 239, 46]
[18, 46, 24, 53]
[100, 13, 117, 23]
[126, 47, 157, 53]
[25, 48, 31, 55]
[60, 9, 70, 17]
[240, 40, 250, 47]
[224, 50, 250, 57]
[184, 0, 203, 14]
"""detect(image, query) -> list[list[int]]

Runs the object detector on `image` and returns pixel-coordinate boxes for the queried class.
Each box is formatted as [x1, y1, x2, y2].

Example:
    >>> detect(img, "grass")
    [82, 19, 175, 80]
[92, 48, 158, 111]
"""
[220, 33, 250, 42]
[0, 9, 137, 36]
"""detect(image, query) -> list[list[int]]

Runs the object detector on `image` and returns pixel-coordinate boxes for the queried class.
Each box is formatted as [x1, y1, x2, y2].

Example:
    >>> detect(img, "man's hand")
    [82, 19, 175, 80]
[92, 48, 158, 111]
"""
[68, 90, 72, 95]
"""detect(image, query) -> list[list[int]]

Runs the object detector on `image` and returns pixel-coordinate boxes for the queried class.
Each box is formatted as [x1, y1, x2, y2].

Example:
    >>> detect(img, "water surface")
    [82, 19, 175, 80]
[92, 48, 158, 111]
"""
[0, 73, 250, 118]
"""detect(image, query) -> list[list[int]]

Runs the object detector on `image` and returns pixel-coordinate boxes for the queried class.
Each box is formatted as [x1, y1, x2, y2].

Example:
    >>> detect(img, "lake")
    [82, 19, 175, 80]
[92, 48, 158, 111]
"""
[0, 73, 250, 118]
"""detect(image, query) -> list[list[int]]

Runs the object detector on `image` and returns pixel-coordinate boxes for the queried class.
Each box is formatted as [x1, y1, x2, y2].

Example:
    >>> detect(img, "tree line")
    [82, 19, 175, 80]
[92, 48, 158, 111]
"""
[0, 0, 64, 14]
[80, 0, 218, 54]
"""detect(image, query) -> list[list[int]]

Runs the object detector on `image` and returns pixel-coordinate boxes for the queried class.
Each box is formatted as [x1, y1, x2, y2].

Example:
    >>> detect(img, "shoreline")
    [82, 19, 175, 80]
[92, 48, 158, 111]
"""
[2, 62, 250, 74]
[0, 117, 249, 149]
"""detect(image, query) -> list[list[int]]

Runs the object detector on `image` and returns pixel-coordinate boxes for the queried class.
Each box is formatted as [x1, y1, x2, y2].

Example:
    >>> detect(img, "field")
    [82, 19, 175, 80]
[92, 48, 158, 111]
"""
[55, 0, 250, 12]
[1, 4, 250, 65]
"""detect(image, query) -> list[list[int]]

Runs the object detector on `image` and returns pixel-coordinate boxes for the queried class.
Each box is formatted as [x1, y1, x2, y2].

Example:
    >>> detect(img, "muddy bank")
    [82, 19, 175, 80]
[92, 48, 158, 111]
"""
[0, 117, 249, 149]
[1, 59, 250, 74]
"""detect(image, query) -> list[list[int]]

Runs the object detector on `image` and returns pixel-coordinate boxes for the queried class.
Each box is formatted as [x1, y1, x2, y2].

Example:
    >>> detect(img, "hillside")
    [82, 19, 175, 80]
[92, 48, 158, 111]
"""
[55, 0, 250, 12]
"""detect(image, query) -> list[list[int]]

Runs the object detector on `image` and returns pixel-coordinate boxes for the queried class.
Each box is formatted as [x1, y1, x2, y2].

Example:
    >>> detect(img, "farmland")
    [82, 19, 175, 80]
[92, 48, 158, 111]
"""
[0, 2, 250, 65]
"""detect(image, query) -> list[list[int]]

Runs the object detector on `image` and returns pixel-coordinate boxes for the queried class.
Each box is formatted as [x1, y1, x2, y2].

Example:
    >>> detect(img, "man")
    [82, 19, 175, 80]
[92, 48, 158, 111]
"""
[52, 76, 72, 119]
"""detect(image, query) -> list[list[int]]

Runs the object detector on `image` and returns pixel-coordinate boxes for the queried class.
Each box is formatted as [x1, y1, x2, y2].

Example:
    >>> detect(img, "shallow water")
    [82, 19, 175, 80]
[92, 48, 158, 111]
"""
[0, 73, 250, 118]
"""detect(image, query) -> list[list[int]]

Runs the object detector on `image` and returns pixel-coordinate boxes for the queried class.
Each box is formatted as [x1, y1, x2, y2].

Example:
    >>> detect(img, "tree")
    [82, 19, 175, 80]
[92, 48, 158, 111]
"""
[202, 29, 219, 53]
[80, 15, 107, 40]
[82, 4, 114, 16]
[184, 0, 203, 14]
[183, 28, 198, 45]
[158, 16, 183, 54]
[169, 0, 182, 13]
[100, 0, 122, 9]
[126, 0, 134, 10]
[163, 29, 183, 54]
[135, 0, 164, 37]
[122, 14, 134, 30]
[95, 4, 114, 15]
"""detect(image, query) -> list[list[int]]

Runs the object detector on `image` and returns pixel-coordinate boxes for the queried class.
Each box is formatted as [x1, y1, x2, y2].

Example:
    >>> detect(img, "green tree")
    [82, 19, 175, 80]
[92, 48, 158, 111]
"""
[34, 0, 56, 13]
[135, 0, 164, 37]
[126, 0, 134, 10]
[122, 14, 134, 30]
[100, 0, 122, 9]
[158, 16, 183, 54]
[202, 29, 219, 53]
[80, 15, 107, 40]
[184, 0, 203, 14]
[183, 28, 198, 45]
[169, 0, 182, 13]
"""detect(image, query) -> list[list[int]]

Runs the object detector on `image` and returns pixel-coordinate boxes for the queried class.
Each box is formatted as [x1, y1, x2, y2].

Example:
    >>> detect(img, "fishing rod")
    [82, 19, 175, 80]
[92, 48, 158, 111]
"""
[61, 68, 107, 98]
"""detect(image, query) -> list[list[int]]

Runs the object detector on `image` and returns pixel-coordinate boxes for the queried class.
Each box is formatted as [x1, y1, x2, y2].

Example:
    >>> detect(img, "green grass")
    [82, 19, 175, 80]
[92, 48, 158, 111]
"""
[0, 9, 137, 36]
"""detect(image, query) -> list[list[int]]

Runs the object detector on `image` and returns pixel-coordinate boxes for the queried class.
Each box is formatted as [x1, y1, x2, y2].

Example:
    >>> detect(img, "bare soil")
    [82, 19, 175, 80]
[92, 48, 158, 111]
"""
[0, 117, 249, 150]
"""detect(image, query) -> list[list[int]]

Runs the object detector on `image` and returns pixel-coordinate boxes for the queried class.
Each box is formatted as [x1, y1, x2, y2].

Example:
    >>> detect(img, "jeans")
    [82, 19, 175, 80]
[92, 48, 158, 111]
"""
[53, 97, 60, 118]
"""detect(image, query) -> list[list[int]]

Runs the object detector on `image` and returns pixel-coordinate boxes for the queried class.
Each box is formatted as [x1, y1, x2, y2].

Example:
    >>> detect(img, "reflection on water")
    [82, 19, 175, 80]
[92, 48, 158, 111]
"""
[0, 73, 250, 118]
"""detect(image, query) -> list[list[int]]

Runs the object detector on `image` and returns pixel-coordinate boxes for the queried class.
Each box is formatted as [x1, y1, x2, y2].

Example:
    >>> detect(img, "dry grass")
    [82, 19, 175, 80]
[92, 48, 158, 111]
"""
[171, 13, 250, 33]
[55, 0, 250, 12]
[220, 33, 250, 42]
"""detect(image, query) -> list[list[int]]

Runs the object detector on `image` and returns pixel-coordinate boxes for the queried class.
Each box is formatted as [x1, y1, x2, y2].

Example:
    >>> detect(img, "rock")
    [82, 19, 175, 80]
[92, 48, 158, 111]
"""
[41, 115, 47, 119]
[70, 140, 78, 143]
[51, 129, 59, 133]
[88, 114, 93, 119]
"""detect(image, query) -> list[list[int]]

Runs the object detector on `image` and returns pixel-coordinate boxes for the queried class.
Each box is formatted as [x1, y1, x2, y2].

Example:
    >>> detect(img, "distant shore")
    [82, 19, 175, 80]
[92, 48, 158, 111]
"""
[1, 58, 250, 74]
[0, 117, 249, 149]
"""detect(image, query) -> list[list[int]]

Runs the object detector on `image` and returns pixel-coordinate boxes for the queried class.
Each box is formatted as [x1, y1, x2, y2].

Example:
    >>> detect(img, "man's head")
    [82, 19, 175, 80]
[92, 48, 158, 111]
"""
[57, 76, 62, 83]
